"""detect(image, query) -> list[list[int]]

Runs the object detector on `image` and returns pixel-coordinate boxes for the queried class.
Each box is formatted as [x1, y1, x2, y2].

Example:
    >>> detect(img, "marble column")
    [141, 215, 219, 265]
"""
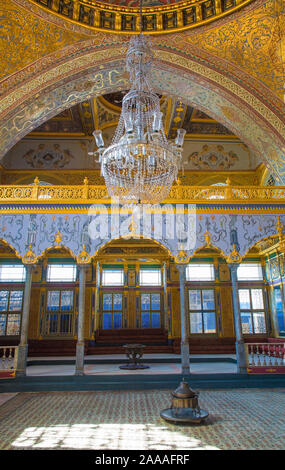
[163, 262, 168, 330]
[229, 263, 247, 374]
[75, 265, 88, 376]
[15, 264, 33, 377]
[177, 264, 190, 375]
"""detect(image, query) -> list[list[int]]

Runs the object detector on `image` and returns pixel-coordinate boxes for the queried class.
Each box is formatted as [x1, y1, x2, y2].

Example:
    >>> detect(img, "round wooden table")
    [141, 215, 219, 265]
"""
[119, 343, 150, 370]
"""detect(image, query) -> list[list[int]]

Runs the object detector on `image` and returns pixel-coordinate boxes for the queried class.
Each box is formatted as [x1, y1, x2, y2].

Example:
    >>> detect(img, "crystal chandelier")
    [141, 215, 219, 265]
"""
[92, 6, 185, 204]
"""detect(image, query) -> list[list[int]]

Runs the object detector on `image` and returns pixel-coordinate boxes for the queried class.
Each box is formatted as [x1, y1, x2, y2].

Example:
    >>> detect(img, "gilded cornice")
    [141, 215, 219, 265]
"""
[15, 0, 254, 35]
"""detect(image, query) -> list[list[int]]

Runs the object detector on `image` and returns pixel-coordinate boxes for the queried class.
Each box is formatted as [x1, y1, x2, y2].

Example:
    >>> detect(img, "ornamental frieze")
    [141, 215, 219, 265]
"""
[18, 0, 254, 35]
[0, 206, 284, 264]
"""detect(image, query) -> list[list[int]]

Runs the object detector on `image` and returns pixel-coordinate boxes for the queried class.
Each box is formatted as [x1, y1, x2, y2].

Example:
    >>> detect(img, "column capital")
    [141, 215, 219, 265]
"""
[22, 244, 38, 265]
[76, 245, 91, 265]
[226, 244, 242, 265]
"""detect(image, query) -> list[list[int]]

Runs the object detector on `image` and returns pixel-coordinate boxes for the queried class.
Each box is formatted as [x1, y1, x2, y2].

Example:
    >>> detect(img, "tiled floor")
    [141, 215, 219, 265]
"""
[0, 388, 284, 450]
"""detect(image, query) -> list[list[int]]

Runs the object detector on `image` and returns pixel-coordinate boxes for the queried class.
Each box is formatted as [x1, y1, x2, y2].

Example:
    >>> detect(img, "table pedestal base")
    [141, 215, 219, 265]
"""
[119, 364, 150, 370]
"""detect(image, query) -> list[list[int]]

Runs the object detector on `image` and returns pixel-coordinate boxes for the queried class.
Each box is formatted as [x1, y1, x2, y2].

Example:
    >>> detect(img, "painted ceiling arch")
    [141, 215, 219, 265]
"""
[0, 39, 285, 181]
[2, 0, 284, 98]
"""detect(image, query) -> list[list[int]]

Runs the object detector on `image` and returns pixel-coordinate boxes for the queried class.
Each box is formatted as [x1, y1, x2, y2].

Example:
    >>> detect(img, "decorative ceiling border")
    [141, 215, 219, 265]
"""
[19, 0, 254, 35]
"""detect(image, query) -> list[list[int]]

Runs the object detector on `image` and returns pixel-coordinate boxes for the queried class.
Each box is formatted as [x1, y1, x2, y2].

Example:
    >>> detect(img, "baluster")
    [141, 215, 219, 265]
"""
[277, 345, 281, 366]
[1, 348, 6, 369]
[268, 345, 272, 365]
[256, 345, 261, 366]
[8, 348, 13, 369]
[262, 344, 266, 366]
[250, 345, 255, 366]
[273, 345, 278, 366]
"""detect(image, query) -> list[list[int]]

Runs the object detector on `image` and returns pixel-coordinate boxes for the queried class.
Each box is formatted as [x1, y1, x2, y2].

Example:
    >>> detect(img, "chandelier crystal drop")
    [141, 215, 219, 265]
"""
[93, 34, 186, 204]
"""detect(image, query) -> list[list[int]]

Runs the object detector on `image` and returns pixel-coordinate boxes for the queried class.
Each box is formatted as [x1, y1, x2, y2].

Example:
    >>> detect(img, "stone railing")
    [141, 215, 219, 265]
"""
[0, 180, 284, 204]
[245, 342, 285, 373]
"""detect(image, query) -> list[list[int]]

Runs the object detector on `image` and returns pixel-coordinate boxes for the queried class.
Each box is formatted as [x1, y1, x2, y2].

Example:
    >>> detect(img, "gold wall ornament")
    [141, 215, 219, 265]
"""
[54, 230, 63, 247]
[175, 250, 190, 265]
[128, 215, 138, 234]
[226, 244, 242, 264]
[276, 216, 285, 254]
[203, 230, 212, 247]
[22, 244, 37, 264]
[77, 244, 91, 264]
[276, 215, 284, 237]
[22, 0, 254, 35]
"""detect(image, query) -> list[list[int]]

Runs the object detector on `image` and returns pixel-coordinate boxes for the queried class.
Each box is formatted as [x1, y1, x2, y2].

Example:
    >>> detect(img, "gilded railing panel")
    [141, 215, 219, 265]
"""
[0, 183, 285, 204]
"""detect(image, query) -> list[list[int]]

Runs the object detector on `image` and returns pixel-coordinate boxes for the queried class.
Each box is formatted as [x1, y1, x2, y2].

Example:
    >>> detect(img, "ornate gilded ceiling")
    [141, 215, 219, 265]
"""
[20, 0, 254, 34]
[0, 0, 284, 183]
[28, 93, 237, 140]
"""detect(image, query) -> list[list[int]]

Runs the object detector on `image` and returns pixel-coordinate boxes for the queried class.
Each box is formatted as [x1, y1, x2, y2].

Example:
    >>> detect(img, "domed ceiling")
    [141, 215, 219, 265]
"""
[21, 0, 254, 34]
[99, 0, 179, 5]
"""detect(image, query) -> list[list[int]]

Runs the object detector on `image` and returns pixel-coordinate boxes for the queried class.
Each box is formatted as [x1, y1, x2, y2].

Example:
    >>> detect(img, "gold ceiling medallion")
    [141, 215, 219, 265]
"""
[29, 0, 253, 35]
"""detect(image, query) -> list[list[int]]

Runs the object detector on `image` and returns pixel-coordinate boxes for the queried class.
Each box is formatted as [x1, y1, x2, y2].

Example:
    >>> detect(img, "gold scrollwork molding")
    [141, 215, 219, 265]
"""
[54, 230, 63, 247]
[76, 244, 91, 264]
[0, 182, 285, 205]
[28, 0, 253, 35]
[225, 244, 242, 264]
[22, 244, 37, 264]
[174, 249, 190, 264]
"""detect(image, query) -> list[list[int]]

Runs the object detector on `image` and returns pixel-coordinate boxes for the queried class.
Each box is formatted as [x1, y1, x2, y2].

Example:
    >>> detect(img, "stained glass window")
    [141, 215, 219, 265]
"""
[9, 291, 23, 311]
[47, 264, 77, 282]
[0, 290, 23, 336]
[186, 264, 215, 281]
[44, 290, 74, 336]
[139, 269, 161, 286]
[274, 287, 285, 334]
[102, 270, 124, 286]
[140, 293, 161, 328]
[238, 288, 266, 334]
[237, 263, 263, 281]
[188, 289, 216, 334]
[0, 265, 26, 282]
[102, 292, 123, 329]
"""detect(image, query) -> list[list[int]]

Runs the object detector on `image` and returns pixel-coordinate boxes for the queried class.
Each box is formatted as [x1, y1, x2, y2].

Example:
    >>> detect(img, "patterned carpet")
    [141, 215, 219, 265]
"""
[0, 388, 284, 450]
